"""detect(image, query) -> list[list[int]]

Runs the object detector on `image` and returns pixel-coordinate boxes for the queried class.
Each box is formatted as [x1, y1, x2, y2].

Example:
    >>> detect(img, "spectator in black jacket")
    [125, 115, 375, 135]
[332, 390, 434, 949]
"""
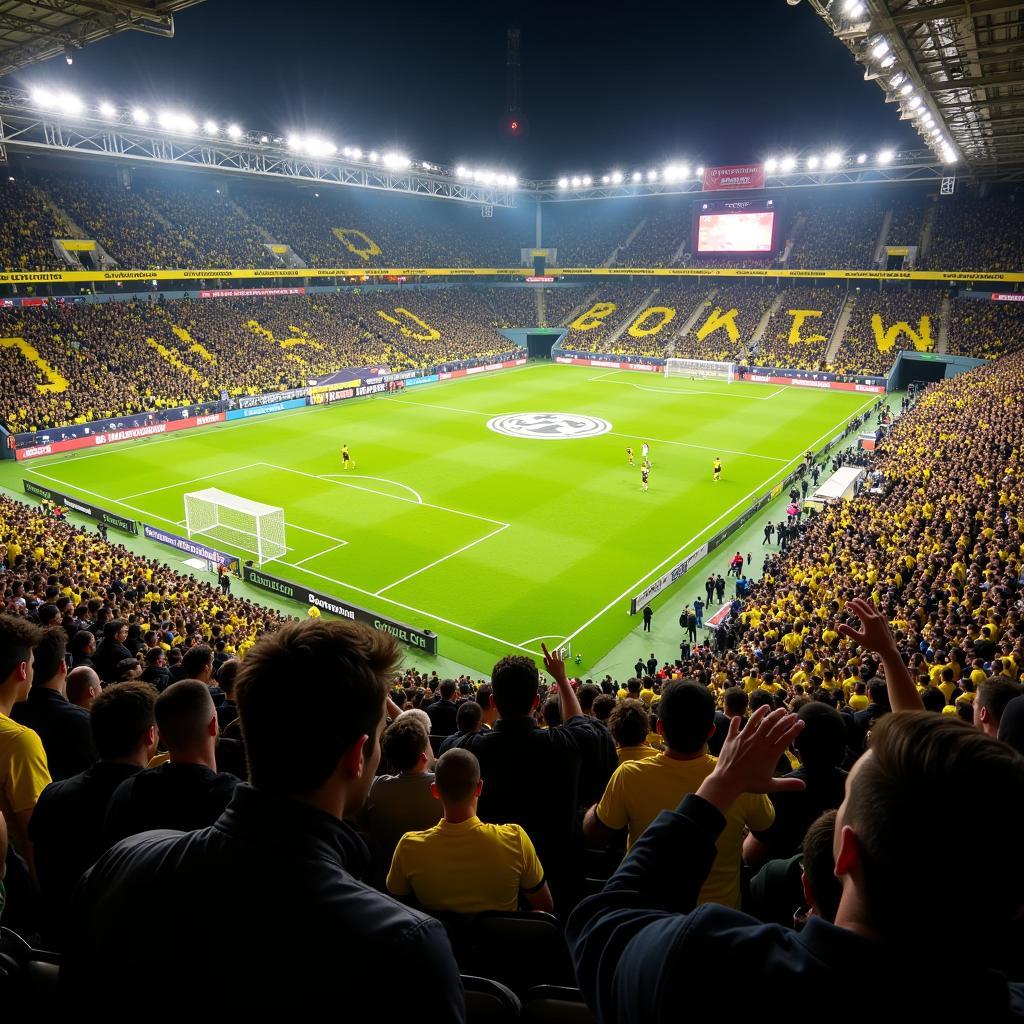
[11, 626, 96, 781]
[568, 708, 1024, 1022]
[216, 659, 240, 731]
[853, 678, 890, 749]
[425, 678, 459, 736]
[29, 681, 157, 948]
[101, 679, 239, 847]
[140, 647, 171, 691]
[69, 629, 96, 670]
[93, 619, 132, 683]
[64, 618, 463, 1019]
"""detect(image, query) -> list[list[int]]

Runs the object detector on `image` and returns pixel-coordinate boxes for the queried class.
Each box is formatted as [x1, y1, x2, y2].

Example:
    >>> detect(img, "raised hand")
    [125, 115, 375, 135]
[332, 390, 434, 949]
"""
[542, 642, 568, 683]
[837, 597, 898, 655]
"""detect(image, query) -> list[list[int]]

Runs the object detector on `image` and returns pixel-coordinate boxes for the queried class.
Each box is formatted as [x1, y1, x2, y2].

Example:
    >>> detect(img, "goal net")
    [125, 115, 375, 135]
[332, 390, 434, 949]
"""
[665, 358, 736, 383]
[184, 488, 287, 566]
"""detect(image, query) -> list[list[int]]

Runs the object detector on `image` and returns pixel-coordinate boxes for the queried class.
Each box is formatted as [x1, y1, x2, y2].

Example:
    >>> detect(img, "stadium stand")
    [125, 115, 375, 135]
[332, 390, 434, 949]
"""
[831, 288, 943, 375]
[786, 193, 885, 269]
[675, 283, 778, 362]
[925, 190, 1024, 271]
[0, 288, 528, 432]
[885, 193, 929, 249]
[0, 177, 67, 272]
[559, 282, 674, 356]
[947, 297, 1024, 359]
[541, 200, 642, 267]
[752, 286, 845, 371]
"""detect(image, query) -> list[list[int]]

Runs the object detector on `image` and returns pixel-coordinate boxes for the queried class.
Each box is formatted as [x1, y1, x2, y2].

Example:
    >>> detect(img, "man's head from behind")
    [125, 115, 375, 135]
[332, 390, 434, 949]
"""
[657, 681, 715, 755]
[976, 678, 1022, 738]
[491, 655, 540, 719]
[795, 702, 847, 771]
[182, 644, 214, 683]
[456, 700, 483, 735]
[156, 680, 217, 758]
[608, 699, 650, 749]
[439, 678, 457, 702]
[92, 681, 158, 763]
[382, 716, 430, 775]
[432, 748, 482, 809]
[0, 614, 42, 701]
[32, 626, 67, 689]
[834, 712, 1024, 957]
[236, 619, 400, 815]
[67, 666, 101, 710]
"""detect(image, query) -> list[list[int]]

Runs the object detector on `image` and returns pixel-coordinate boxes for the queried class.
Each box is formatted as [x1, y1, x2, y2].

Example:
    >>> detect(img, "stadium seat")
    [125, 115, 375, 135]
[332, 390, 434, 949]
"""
[467, 912, 575, 994]
[521, 986, 596, 1023]
[462, 974, 521, 1023]
[0, 927, 61, 1009]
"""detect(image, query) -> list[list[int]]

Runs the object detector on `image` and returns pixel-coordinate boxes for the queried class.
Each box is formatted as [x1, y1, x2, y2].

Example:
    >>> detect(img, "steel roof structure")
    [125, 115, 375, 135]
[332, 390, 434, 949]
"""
[808, 0, 1024, 176]
[0, 0, 204, 78]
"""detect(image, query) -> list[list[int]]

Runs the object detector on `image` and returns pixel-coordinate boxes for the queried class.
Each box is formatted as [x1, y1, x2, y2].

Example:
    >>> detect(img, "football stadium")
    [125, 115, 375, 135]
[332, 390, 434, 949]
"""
[1, 0, 1024, 1017]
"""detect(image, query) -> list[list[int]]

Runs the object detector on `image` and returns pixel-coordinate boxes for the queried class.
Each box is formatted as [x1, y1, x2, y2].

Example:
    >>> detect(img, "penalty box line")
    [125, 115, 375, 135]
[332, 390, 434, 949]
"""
[24, 464, 539, 658]
[557, 391, 880, 653]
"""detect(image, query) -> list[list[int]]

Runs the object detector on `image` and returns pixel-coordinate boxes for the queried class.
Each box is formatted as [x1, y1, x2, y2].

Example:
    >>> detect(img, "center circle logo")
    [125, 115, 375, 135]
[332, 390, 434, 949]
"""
[487, 412, 612, 440]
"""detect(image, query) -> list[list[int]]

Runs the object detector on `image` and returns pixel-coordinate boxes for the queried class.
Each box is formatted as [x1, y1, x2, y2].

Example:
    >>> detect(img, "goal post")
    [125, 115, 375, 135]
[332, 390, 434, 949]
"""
[184, 488, 287, 566]
[665, 358, 736, 382]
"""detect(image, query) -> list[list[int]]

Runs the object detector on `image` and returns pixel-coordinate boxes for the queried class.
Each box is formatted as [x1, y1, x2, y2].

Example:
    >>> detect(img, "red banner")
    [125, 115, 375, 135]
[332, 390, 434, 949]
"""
[702, 164, 765, 191]
[15, 412, 226, 460]
[991, 292, 1024, 302]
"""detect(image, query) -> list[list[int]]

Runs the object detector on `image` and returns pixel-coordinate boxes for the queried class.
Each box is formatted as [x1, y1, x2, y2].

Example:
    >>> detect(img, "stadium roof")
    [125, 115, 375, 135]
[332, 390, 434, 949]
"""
[809, 0, 1024, 176]
[0, 0, 204, 78]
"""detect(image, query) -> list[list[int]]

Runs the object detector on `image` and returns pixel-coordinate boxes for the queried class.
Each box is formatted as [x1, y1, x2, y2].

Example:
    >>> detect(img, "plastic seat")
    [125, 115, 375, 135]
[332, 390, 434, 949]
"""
[521, 986, 595, 1023]
[462, 974, 521, 1023]
[469, 912, 575, 993]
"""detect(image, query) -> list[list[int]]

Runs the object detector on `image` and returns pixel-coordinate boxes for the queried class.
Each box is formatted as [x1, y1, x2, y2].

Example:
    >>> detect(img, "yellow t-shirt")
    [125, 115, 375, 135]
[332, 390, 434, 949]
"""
[387, 816, 545, 914]
[848, 693, 870, 711]
[616, 744, 659, 765]
[0, 713, 52, 854]
[594, 752, 774, 908]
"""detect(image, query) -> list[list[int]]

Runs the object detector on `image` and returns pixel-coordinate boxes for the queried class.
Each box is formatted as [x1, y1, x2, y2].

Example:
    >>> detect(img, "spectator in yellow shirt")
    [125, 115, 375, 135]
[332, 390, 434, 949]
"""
[607, 700, 658, 764]
[583, 680, 774, 908]
[387, 748, 552, 914]
[848, 682, 871, 712]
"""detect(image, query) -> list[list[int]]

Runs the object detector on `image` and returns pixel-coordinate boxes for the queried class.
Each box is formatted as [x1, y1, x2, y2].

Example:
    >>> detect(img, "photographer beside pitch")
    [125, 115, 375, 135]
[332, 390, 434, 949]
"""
[569, 600, 1024, 1020]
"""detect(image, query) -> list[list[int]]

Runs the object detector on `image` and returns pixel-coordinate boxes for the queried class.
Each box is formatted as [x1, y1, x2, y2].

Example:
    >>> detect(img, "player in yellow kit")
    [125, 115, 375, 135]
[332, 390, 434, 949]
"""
[713, 457, 722, 482]
[341, 444, 356, 470]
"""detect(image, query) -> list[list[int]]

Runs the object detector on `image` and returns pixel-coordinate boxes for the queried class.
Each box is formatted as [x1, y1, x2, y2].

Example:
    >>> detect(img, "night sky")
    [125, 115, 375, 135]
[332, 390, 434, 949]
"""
[13, 0, 920, 179]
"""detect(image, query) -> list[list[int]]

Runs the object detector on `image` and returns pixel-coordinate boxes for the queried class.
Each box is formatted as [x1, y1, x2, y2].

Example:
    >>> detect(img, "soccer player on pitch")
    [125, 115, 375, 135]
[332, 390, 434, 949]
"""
[641, 441, 651, 465]
[713, 457, 722, 482]
[341, 444, 355, 470]
[641, 465, 650, 492]
[626, 446, 634, 466]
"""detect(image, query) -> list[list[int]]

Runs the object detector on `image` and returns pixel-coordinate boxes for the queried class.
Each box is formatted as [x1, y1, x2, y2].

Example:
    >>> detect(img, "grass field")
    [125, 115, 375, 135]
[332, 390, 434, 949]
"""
[15, 363, 876, 673]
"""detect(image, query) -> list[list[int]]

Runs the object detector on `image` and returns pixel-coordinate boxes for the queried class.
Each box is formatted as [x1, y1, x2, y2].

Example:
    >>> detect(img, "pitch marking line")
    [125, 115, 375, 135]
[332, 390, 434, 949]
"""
[293, 541, 348, 566]
[375, 523, 509, 596]
[260, 463, 508, 529]
[23, 464, 541, 658]
[117, 463, 263, 501]
[387, 396, 787, 463]
[519, 634, 567, 647]
[317, 474, 423, 504]
[557, 392, 880, 651]
[587, 374, 788, 401]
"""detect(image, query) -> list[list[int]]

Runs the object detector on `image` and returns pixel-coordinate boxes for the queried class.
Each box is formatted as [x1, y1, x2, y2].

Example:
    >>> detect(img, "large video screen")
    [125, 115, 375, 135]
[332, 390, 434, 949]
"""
[697, 211, 775, 253]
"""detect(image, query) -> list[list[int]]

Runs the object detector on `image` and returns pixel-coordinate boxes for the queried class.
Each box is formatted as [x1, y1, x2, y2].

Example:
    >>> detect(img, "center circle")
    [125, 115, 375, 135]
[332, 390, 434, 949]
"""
[487, 412, 612, 440]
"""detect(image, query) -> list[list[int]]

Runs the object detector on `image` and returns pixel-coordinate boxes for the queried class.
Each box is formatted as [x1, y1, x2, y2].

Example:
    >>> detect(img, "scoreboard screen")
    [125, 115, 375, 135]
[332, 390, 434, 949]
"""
[696, 210, 775, 253]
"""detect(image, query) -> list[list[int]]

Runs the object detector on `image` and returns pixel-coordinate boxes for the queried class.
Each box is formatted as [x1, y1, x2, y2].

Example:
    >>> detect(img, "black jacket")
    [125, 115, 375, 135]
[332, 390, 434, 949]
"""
[11, 687, 96, 781]
[62, 785, 463, 1018]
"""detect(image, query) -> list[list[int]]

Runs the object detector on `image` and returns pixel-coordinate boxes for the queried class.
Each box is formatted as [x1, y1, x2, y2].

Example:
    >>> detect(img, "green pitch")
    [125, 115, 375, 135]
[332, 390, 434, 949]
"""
[15, 363, 875, 673]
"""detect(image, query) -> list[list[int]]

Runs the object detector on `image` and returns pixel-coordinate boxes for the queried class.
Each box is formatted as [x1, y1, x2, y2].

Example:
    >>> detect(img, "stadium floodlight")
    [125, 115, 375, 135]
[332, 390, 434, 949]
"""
[632, 171, 642, 182]
[824, 150, 842, 168]
[382, 151, 409, 169]
[695, 165, 704, 176]
[351, 147, 362, 160]
[226, 123, 242, 139]
[455, 164, 468, 177]
[508, 176, 518, 189]
[780, 155, 797, 172]
[581, 174, 592, 185]
[611, 170, 624, 184]
[876, 148, 894, 164]
[899, 82, 913, 95]
[806, 155, 820, 169]
[856, 152, 867, 164]
[203, 119, 218, 134]
[558, 177, 569, 189]
[663, 164, 676, 182]
[601, 174, 610, 184]
[570, 176, 581, 187]
[647, 169, 658, 180]
[764, 157, 777, 172]
[368, 151, 378, 161]
[98, 101, 117, 119]
[931, 126, 942, 137]
[843, 0, 866, 14]
[871, 37, 889, 59]
[30, 87, 55, 107]
[908, 95, 922, 110]
[58, 92, 83, 115]
[287, 133, 303, 150]
[879, 55, 896, 69]
[679, 164, 690, 178]
[889, 72, 906, 87]
[132, 106, 150, 124]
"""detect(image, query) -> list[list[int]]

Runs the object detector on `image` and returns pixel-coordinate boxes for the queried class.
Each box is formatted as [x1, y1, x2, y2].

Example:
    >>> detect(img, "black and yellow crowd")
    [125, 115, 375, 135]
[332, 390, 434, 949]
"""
[0, 346, 1023, 1018]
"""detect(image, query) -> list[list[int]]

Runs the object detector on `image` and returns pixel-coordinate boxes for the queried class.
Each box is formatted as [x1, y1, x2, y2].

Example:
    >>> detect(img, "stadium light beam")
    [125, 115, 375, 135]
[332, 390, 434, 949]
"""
[611, 170, 624, 184]
[647, 169, 658, 181]
[764, 157, 778, 172]
[203, 119, 218, 134]
[558, 177, 569, 189]
[570, 176, 581, 187]
[226, 123, 242, 139]
[132, 106, 149, 124]
[806, 155, 820, 169]
[601, 174, 610, 184]
[876, 148, 894, 164]
[780, 155, 797, 172]
[631, 171, 642, 183]
[98, 101, 117, 119]
[58, 92, 83, 115]
[824, 150, 842, 168]
[856, 152, 867, 164]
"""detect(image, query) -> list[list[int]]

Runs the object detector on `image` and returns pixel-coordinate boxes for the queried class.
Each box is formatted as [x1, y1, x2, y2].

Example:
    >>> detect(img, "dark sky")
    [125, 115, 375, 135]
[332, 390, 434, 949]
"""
[14, 0, 919, 178]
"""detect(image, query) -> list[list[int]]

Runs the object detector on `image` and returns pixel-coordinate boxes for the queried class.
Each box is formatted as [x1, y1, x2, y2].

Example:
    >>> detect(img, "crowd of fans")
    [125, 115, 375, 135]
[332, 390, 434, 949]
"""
[752, 286, 845, 371]
[0, 289, 532, 432]
[886, 194, 928, 249]
[674, 283, 777, 362]
[831, 287, 943, 375]
[947, 297, 1024, 360]
[559, 282, 686, 357]
[0, 347, 1021, 1015]
[0, 178, 66, 272]
[787, 194, 885, 269]
[925, 189, 1024, 271]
